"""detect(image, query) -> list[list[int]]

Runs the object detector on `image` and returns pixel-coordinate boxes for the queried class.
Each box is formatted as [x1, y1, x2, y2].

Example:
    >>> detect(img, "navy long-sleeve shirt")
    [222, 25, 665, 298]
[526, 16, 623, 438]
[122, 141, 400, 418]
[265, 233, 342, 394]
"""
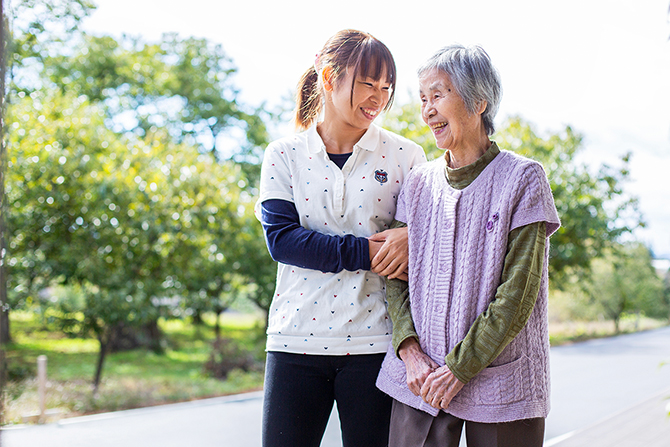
[260, 199, 370, 273]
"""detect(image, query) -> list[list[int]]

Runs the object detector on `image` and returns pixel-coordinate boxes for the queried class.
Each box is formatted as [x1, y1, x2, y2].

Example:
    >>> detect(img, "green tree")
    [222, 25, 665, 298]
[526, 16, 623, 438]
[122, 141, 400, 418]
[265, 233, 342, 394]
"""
[6, 87, 269, 389]
[380, 104, 643, 286]
[5, 0, 276, 348]
[2, 0, 97, 344]
[582, 243, 665, 333]
[6, 89, 148, 389]
[5, 91, 110, 333]
[662, 268, 670, 322]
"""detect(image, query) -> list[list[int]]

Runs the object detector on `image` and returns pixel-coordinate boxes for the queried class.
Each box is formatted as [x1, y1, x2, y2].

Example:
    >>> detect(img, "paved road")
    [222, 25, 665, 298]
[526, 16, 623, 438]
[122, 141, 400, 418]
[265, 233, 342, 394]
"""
[546, 325, 670, 441]
[2, 326, 670, 447]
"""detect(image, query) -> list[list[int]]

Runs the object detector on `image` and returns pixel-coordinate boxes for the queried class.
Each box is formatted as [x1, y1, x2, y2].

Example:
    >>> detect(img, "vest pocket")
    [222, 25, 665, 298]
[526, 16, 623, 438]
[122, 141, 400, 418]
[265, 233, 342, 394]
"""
[455, 354, 529, 406]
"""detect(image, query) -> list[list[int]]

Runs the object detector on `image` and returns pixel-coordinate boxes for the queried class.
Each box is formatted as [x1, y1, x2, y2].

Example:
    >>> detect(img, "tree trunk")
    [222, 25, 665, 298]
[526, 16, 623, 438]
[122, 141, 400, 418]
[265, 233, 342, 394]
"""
[0, 0, 7, 427]
[0, 311, 9, 345]
[144, 318, 163, 353]
[0, 0, 8, 346]
[214, 311, 221, 342]
[93, 329, 114, 394]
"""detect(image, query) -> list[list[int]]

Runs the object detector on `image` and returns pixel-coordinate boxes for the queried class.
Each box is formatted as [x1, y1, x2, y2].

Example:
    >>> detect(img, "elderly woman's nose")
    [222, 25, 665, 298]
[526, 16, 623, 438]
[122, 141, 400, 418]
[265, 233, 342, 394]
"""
[422, 104, 435, 120]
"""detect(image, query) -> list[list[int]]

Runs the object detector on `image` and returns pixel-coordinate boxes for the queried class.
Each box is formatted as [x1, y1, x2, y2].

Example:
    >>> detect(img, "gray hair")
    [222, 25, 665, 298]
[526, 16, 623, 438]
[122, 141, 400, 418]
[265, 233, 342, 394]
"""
[418, 44, 502, 135]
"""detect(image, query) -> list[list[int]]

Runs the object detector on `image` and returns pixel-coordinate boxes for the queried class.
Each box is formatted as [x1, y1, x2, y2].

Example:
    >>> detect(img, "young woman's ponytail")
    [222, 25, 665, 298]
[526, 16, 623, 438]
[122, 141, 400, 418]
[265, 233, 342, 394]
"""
[295, 66, 321, 131]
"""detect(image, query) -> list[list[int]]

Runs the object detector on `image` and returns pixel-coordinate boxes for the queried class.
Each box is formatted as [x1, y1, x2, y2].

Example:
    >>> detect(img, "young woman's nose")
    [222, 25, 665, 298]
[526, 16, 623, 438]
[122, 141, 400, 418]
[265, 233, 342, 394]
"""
[370, 88, 381, 105]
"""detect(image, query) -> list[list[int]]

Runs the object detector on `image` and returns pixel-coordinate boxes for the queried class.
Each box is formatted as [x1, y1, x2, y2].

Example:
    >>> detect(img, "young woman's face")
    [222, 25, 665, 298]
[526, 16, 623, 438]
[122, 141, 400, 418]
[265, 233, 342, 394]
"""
[327, 67, 392, 131]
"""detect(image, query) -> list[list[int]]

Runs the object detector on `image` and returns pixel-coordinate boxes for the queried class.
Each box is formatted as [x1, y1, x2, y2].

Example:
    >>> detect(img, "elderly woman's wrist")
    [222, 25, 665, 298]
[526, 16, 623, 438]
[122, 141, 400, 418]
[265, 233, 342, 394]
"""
[398, 336, 422, 361]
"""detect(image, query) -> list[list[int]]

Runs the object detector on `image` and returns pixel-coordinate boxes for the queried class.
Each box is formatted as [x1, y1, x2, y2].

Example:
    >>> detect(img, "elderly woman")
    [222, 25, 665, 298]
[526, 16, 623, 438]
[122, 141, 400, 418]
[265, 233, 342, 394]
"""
[376, 45, 561, 446]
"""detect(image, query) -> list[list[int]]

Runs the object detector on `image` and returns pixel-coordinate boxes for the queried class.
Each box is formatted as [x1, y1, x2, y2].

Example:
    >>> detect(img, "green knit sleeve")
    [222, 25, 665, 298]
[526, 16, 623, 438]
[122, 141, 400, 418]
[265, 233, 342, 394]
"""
[445, 221, 547, 384]
[384, 220, 419, 356]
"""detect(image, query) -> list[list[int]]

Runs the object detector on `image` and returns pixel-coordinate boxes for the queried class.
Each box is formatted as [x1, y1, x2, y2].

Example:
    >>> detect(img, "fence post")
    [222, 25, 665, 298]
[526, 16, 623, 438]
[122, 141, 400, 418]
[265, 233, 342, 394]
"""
[37, 355, 47, 423]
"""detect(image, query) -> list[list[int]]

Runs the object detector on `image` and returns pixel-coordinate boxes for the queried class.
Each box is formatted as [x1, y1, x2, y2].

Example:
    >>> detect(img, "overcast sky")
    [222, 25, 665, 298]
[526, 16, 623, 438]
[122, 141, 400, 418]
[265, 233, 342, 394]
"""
[82, 0, 670, 258]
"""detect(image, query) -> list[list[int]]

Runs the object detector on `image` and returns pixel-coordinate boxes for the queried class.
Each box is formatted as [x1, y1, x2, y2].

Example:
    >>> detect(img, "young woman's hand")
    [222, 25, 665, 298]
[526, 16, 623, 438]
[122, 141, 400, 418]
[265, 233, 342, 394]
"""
[368, 227, 408, 279]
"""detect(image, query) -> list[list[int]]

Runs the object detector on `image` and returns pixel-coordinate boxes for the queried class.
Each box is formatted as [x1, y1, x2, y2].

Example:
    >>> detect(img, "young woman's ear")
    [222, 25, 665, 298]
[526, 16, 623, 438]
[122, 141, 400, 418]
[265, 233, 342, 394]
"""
[322, 66, 335, 92]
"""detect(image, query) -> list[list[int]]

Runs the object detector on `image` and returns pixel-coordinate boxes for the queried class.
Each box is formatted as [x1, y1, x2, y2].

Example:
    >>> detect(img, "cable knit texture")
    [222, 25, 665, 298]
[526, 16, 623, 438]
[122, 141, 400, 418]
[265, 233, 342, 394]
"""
[376, 148, 560, 423]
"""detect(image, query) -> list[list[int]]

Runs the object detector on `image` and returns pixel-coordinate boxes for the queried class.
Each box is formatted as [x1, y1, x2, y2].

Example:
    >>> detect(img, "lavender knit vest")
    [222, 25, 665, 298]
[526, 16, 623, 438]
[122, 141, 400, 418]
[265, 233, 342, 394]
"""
[376, 149, 560, 423]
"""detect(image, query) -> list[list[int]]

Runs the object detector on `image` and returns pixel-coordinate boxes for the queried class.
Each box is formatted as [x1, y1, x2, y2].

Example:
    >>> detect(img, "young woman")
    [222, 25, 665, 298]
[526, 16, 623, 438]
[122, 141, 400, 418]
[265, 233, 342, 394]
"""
[256, 30, 426, 447]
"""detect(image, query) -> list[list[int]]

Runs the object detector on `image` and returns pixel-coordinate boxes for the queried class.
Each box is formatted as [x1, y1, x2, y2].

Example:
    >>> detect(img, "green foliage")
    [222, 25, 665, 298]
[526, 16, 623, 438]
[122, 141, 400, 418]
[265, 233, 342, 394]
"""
[381, 103, 643, 287]
[662, 269, 670, 321]
[580, 243, 666, 332]
[203, 337, 260, 380]
[496, 117, 642, 286]
[6, 90, 113, 310]
[8, 0, 272, 179]
[40, 32, 269, 165]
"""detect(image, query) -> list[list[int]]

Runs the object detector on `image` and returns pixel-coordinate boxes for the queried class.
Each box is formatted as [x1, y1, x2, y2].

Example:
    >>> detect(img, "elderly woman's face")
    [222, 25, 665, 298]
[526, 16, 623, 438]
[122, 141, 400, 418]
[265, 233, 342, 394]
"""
[419, 69, 483, 152]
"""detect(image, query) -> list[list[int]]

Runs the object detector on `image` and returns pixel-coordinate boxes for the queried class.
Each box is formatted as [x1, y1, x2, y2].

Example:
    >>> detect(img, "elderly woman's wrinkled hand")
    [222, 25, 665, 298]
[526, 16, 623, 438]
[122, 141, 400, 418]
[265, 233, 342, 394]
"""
[398, 338, 439, 396]
[420, 365, 465, 410]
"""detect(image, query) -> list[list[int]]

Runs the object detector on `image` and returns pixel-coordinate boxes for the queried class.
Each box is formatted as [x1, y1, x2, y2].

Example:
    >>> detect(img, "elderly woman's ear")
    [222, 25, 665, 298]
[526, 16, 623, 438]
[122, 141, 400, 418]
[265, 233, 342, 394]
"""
[476, 100, 488, 116]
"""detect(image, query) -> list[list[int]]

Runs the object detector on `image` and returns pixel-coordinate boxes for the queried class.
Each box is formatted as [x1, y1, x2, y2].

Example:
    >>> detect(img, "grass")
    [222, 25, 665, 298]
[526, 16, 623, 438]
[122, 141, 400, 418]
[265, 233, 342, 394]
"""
[549, 316, 669, 346]
[2, 310, 266, 425]
[547, 288, 670, 345]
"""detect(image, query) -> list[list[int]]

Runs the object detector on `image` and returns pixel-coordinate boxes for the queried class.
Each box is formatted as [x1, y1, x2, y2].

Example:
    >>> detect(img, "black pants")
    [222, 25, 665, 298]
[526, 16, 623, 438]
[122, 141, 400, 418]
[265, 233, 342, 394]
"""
[262, 351, 392, 447]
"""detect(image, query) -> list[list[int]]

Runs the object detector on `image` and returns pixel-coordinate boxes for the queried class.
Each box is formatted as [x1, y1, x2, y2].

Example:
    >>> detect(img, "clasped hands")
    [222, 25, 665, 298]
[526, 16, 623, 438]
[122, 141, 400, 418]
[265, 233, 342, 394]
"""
[398, 338, 465, 410]
[369, 227, 409, 281]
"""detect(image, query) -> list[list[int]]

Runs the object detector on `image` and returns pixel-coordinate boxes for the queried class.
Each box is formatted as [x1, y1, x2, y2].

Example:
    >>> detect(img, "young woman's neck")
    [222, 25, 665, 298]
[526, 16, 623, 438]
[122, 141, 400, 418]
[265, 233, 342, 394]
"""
[316, 115, 368, 154]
